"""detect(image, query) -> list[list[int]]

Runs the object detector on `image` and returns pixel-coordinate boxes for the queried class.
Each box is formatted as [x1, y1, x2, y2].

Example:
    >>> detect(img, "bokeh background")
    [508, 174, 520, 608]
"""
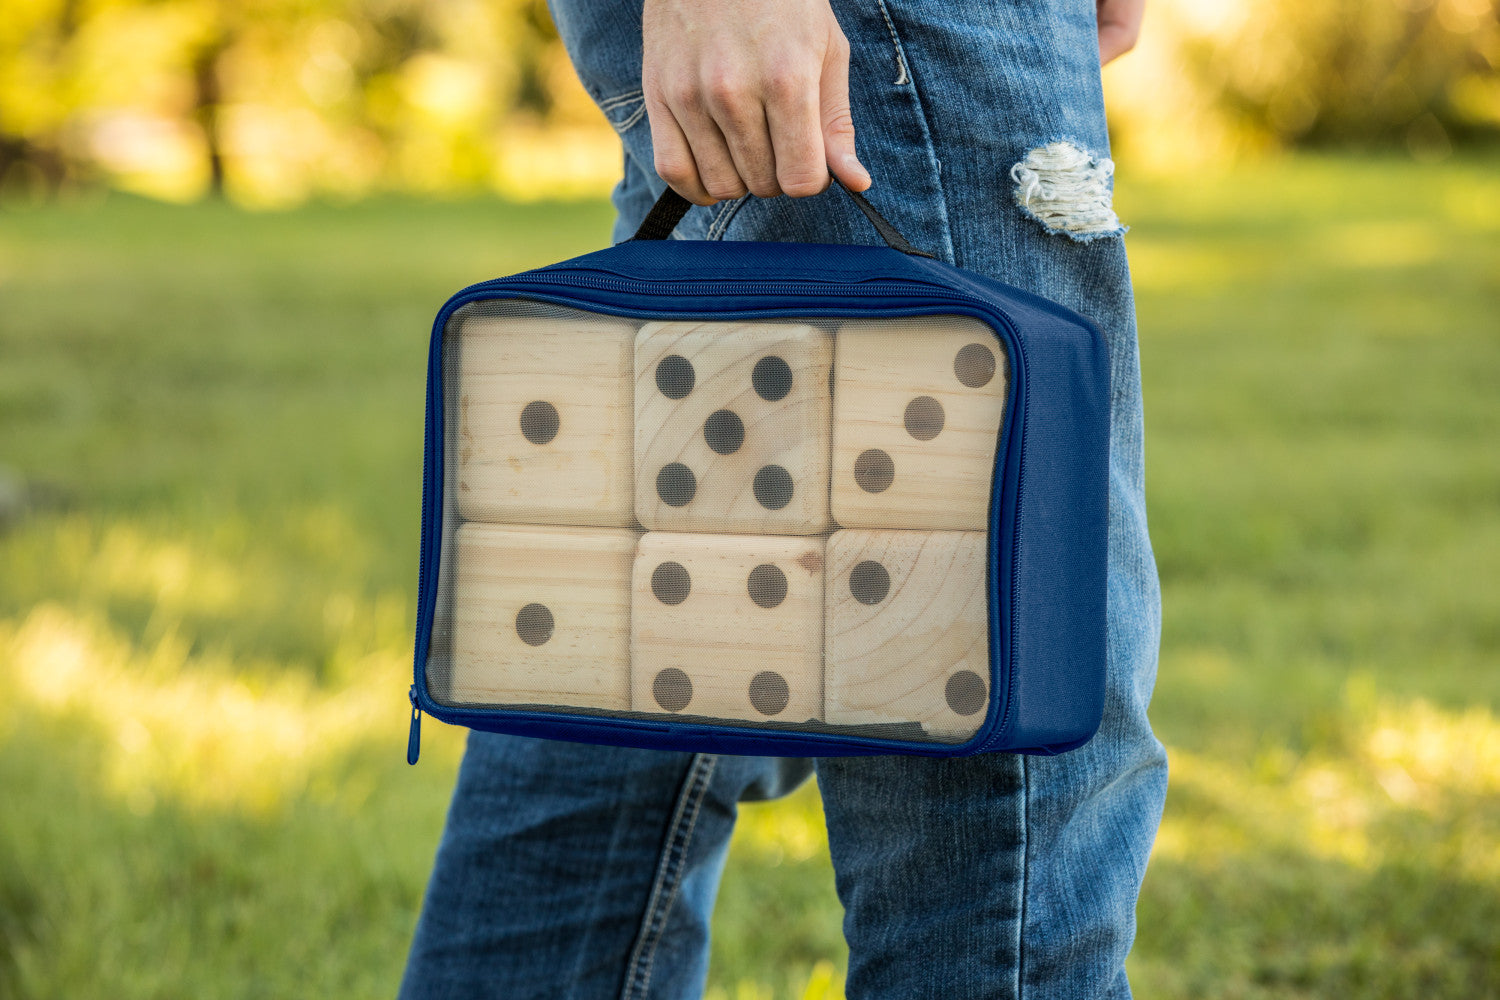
[1, 0, 1497, 996]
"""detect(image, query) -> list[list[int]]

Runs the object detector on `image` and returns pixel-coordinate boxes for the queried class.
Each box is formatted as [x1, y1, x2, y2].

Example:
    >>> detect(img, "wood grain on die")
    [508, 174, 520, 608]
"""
[824, 529, 990, 741]
[830, 316, 1008, 530]
[631, 532, 825, 723]
[457, 313, 635, 526]
[449, 523, 638, 709]
[635, 321, 832, 534]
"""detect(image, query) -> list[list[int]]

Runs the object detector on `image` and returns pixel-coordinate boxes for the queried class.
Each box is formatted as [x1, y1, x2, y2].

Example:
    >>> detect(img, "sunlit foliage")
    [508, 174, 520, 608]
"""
[1, 0, 1497, 203]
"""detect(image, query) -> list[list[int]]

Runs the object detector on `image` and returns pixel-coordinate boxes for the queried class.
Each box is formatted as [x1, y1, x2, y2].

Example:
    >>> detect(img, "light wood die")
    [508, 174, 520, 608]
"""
[631, 532, 825, 724]
[456, 312, 636, 527]
[830, 316, 1009, 531]
[447, 523, 639, 710]
[634, 321, 833, 534]
[824, 529, 990, 741]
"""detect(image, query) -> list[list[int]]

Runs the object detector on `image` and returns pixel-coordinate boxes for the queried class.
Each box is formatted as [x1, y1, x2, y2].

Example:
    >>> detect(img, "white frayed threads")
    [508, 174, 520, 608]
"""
[1010, 141, 1123, 240]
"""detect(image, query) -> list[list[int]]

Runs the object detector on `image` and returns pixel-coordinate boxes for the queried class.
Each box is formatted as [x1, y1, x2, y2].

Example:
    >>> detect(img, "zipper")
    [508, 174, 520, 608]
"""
[410, 268, 1028, 755]
[407, 685, 422, 765]
[467, 268, 972, 302]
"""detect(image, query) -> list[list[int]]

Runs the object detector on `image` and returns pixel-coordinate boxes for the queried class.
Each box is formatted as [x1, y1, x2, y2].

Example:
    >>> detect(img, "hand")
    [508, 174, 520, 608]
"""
[1097, 0, 1145, 64]
[642, 0, 872, 206]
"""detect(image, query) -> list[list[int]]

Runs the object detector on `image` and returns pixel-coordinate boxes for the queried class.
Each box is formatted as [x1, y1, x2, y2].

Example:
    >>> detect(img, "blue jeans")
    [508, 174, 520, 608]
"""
[400, 1, 1167, 996]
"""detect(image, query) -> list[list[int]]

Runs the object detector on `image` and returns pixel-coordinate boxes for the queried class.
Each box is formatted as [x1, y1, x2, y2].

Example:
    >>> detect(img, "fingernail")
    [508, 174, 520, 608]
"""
[844, 154, 872, 188]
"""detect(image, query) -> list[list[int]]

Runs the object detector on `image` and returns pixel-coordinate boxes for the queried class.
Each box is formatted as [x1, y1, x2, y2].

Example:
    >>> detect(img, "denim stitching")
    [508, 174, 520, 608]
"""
[869, 0, 957, 263]
[873, 0, 911, 86]
[1016, 756, 1030, 998]
[613, 102, 648, 134]
[708, 195, 750, 240]
[599, 89, 644, 112]
[620, 753, 719, 1000]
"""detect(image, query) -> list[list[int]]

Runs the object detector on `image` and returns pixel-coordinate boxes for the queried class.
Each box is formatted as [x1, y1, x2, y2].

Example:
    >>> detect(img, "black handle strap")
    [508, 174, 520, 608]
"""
[631, 176, 936, 259]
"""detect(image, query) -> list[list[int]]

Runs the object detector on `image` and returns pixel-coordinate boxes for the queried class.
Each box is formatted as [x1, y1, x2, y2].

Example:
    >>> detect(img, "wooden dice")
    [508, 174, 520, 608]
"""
[824, 529, 990, 740]
[830, 317, 1008, 531]
[634, 321, 832, 534]
[456, 312, 636, 527]
[448, 522, 638, 709]
[631, 532, 825, 723]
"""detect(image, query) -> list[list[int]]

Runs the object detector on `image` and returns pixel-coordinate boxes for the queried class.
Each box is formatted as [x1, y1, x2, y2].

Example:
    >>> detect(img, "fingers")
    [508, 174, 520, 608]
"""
[820, 32, 870, 192]
[676, 91, 755, 201]
[641, 1, 867, 204]
[647, 94, 714, 205]
[703, 68, 781, 198]
[1097, 0, 1145, 65]
[766, 72, 828, 198]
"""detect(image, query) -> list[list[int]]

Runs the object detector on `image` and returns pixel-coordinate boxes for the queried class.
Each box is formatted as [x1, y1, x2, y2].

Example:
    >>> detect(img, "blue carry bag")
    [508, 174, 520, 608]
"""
[406, 182, 1110, 761]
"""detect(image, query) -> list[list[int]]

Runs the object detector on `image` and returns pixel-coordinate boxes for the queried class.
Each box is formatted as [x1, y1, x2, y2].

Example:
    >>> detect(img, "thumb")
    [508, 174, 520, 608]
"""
[821, 38, 871, 191]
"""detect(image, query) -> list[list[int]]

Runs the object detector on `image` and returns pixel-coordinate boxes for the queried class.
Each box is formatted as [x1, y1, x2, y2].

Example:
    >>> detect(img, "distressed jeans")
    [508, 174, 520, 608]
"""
[399, 1, 1168, 997]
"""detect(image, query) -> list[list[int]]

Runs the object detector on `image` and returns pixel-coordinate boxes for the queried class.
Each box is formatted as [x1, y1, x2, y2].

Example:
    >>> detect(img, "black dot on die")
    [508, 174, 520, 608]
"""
[945, 670, 988, 716]
[748, 671, 791, 716]
[903, 395, 945, 441]
[653, 668, 694, 712]
[849, 560, 891, 605]
[703, 409, 745, 455]
[752, 355, 793, 401]
[518, 401, 560, 445]
[753, 465, 794, 510]
[656, 463, 697, 506]
[747, 564, 788, 608]
[651, 561, 691, 605]
[955, 343, 997, 388]
[656, 355, 695, 399]
[514, 603, 554, 646]
[853, 449, 895, 493]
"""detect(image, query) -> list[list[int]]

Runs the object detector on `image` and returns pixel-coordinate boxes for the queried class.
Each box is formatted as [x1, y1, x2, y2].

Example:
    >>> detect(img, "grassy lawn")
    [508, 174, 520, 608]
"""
[1, 154, 1497, 998]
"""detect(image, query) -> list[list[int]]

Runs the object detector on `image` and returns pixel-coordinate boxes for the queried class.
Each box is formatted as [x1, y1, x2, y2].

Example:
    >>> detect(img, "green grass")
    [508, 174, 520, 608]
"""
[1, 154, 1497, 998]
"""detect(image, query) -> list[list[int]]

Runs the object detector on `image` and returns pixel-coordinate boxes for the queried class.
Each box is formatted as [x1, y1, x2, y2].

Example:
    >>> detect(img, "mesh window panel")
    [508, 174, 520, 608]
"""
[425, 300, 1011, 743]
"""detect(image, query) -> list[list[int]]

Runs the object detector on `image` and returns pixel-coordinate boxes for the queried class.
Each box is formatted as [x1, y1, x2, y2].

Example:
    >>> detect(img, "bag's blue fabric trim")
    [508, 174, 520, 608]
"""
[412, 240, 1107, 757]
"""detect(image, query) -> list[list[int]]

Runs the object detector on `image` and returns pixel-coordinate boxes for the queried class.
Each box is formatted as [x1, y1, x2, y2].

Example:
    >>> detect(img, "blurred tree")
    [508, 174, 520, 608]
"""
[0, 0, 87, 194]
[1183, 0, 1500, 154]
[3, 0, 1494, 204]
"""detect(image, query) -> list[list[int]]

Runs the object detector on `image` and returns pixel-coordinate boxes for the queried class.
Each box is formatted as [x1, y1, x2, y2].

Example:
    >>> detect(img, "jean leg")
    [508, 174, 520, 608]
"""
[399, 733, 804, 999]
[440, 0, 1165, 996]
[700, 0, 1169, 995]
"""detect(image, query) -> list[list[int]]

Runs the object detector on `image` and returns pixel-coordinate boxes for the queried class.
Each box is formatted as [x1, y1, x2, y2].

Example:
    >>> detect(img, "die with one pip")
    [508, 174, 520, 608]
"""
[447, 522, 639, 710]
[634, 320, 832, 534]
[630, 531, 825, 723]
[456, 311, 636, 527]
[830, 316, 1008, 531]
[823, 528, 990, 741]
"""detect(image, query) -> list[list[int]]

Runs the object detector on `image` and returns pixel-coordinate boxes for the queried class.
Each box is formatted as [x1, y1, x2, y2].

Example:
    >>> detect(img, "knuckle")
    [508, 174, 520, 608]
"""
[765, 70, 812, 104]
[779, 173, 828, 198]
[699, 163, 746, 198]
[745, 175, 781, 198]
[655, 155, 693, 185]
[705, 179, 748, 200]
[703, 71, 748, 112]
[663, 78, 702, 111]
[823, 107, 856, 137]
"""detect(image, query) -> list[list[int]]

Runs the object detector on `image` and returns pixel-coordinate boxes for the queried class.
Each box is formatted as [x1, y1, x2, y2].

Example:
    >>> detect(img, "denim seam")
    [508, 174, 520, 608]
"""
[620, 753, 720, 1000]
[872, 0, 911, 85]
[708, 195, 751, 240]
[599, 89, 644, 111]
[868, 0, 957, 263]
[612, 102, 648, 134]
[1016, 755, 1031, 999]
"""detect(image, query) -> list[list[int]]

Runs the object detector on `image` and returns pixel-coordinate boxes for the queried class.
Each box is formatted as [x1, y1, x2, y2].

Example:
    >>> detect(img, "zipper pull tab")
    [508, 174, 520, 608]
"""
[406, 686, 422, 765]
